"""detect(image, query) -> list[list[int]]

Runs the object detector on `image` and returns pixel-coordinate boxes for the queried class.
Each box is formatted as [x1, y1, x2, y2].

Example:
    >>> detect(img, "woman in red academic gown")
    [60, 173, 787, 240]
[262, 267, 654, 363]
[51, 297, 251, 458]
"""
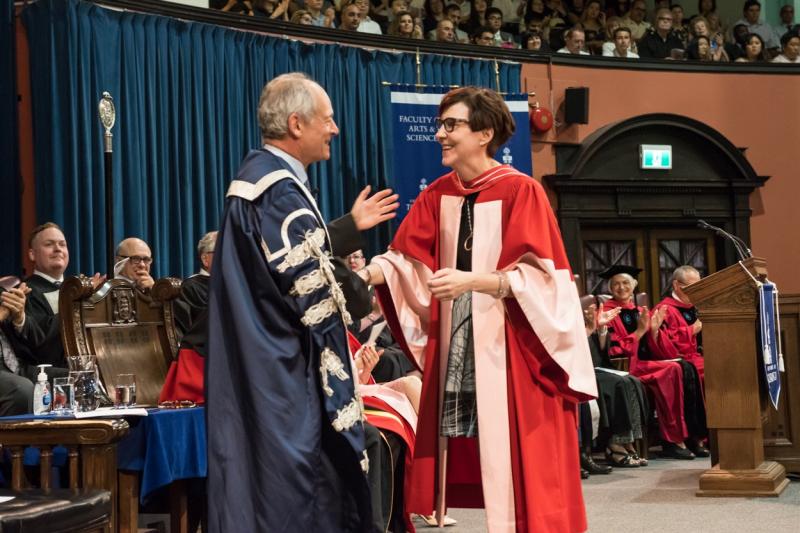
[358, 87, 597, 533]
[600, 265, 707, 460]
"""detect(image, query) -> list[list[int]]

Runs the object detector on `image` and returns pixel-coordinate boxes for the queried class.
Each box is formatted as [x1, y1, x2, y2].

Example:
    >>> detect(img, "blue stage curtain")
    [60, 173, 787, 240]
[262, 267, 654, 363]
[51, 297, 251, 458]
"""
[0, 0, 20, 274]
[22, 0, 520, 277]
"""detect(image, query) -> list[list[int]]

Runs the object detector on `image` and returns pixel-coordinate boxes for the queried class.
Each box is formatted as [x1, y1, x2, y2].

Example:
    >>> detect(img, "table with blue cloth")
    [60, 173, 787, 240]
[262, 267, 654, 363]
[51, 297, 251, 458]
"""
[1, 407, 206, 533]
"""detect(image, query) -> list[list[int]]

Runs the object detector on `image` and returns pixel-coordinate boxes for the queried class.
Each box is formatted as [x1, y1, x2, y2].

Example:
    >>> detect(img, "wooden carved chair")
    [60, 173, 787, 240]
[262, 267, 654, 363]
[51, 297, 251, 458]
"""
[0, 419, 129, 532]
[59, 276, 183, 406]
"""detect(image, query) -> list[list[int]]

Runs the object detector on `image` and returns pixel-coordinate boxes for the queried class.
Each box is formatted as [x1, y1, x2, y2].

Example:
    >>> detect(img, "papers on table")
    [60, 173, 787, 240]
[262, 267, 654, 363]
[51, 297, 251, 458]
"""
[0, 496, 16, 503]
[73, 407, 149, 418]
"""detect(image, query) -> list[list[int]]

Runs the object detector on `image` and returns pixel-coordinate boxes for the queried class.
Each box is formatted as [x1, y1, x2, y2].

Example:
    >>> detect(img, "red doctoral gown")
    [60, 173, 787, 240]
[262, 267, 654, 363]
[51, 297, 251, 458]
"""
[373, 166, 597, 533]
[653, 296, 705, 382]
[603, 299, 688, 443]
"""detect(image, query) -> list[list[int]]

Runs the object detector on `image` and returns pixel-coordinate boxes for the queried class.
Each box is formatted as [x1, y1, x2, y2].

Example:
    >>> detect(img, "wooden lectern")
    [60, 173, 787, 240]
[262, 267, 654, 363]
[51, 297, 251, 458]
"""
[685, 257, 789, 497]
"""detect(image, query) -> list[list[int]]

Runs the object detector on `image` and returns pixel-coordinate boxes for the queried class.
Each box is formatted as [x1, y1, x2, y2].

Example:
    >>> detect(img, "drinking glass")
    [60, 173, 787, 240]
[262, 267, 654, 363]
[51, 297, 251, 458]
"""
[51, 377, 75, 415]
[70, 370, 100, 412]
[114, 374, 137, 408]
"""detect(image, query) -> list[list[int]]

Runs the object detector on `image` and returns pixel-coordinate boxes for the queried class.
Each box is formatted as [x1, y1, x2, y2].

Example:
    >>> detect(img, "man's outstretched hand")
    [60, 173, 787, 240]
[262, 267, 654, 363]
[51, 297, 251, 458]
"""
[350, 185, 400, 231]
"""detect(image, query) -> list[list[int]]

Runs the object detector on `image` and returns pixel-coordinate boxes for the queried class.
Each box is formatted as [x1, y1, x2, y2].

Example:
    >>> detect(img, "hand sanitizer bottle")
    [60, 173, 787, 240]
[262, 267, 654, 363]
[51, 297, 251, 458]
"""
[33, 364, 53, 415]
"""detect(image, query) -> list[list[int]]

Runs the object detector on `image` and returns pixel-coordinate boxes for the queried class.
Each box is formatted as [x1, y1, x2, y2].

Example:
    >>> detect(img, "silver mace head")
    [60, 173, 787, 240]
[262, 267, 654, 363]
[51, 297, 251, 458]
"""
[98, 91, 116, 135]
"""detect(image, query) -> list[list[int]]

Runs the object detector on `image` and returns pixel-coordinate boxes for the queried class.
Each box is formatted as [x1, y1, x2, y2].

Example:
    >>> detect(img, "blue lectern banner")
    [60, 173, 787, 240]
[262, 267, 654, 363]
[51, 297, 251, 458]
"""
[390, 88, 532, 220]
[759, 282, 781, 410]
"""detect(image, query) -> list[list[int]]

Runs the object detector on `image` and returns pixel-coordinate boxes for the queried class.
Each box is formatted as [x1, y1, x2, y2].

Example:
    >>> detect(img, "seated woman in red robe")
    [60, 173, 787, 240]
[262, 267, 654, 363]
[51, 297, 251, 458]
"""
[600, 265, 707, 460]
[359, 86, 597, 533]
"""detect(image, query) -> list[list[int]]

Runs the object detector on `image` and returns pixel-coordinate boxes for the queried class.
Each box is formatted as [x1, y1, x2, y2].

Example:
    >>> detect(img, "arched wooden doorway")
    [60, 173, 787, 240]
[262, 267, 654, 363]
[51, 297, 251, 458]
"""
[544, 113, 768, 299]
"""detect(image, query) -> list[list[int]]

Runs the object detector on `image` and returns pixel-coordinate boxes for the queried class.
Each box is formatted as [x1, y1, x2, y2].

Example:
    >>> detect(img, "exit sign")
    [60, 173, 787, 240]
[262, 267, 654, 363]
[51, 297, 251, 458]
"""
[640, 144, 672, 170]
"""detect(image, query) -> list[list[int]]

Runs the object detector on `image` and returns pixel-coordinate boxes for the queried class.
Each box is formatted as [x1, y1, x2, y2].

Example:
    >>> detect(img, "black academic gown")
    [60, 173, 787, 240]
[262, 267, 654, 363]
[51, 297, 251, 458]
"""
[207, 149, 373, 533]
[18, 275, 66, 375]
[174, 273, 210, 357]
[589, 333, 650, 443]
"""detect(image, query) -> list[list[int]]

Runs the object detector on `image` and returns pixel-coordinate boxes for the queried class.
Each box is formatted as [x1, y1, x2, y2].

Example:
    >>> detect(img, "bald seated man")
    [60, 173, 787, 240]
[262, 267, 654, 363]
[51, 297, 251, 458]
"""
[115, 237, 155, 290]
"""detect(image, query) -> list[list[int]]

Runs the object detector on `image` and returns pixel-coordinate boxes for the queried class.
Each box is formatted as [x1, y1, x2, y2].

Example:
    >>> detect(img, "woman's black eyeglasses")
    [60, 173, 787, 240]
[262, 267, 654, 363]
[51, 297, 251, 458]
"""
[434, 117, 470, 133]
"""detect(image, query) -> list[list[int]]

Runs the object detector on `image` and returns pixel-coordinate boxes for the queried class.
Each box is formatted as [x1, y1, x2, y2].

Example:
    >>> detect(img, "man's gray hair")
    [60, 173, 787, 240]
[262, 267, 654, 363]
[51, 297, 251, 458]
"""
[197, 231, 218, 258]
[671, 265, 700, 285]
[258, 72, 320, 140]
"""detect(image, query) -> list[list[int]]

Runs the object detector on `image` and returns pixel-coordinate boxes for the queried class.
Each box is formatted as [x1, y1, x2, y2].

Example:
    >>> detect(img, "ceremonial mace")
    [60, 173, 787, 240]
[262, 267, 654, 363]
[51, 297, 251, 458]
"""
[98, 92, 116, 277]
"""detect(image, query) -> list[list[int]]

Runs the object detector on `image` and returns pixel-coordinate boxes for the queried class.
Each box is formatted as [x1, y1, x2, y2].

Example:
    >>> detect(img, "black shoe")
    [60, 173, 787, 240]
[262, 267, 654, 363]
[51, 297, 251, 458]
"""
[661, 442, 696, 460]
[688, 441, 710, 458]
[580, 468, 590, 479]
[581, 452, 613, 474]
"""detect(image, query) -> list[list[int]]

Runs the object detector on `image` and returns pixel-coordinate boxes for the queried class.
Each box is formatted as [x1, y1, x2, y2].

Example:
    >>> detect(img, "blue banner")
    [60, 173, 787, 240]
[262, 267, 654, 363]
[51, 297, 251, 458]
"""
[759, 282, 782, 410]
[389, 86, 532, 220]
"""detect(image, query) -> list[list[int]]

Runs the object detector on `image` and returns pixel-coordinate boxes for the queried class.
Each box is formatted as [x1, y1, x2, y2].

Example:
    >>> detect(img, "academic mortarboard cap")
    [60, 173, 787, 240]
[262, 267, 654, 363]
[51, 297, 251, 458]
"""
[598, 265, 642, 280]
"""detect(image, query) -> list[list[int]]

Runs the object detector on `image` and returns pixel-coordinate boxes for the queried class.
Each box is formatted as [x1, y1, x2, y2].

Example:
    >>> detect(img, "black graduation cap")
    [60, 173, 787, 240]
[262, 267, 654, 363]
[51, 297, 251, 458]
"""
[598, 265, 642, 280]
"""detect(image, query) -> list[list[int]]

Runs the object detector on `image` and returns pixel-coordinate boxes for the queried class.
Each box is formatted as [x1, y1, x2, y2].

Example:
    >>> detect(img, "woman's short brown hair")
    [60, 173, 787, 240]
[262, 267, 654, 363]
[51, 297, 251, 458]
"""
[438, 86, 515, 156]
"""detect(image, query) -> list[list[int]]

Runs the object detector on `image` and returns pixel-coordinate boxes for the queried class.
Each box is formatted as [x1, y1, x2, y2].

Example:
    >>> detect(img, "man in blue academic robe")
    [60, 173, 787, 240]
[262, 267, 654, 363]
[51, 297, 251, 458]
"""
[207, 72, 396, 532]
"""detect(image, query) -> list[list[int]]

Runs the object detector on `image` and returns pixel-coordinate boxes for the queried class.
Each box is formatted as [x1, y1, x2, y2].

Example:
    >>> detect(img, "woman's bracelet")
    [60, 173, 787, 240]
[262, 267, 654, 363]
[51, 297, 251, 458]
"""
[493, 271, 509, 299]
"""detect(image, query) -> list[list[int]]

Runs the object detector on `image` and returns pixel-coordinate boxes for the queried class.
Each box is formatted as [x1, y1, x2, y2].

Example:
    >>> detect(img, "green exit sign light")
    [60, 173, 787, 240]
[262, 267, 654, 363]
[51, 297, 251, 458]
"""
[640, 144, 672, 170]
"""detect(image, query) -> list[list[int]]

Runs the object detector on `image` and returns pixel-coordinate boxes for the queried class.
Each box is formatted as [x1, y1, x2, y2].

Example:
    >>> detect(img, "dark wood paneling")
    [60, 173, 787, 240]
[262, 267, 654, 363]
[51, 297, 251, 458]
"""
[763, 294, 800, 474]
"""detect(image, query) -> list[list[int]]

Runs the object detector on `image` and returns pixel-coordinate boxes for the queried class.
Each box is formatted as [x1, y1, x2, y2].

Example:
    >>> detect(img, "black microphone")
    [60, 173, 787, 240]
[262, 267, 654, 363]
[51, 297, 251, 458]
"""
[697, 220, 751, 261]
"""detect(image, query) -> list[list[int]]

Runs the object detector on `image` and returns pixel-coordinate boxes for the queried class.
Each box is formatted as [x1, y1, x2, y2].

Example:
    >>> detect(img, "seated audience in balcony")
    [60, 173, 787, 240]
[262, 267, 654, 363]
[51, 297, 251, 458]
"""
[622, 0, 651, 41]
[547, 18, 568, 49]
[305, 0, 335, 26]
[772, 30, 800, 63]
[601, 16, 622, 54]
[422, 0, 447, 34]
[471, 25, 497, 45]
[692, 0, 715, 20]
[252, 0, 290, 19]
[339, 1, 363, 30]
[606, 0, 630, 18]
[735, 32, 768, 62]
[290, 8, 315, 23]
[543, 0, 568, 20]
[638, 8, 684, 59]
[492, 0, 522, 35]
[774, 4, 797, 40]
[353, 0, 383, 33]
[444, 3, 469, 42]
[584, 302, 649, 468]
[521, 28, 550, 51]
[430, 18, 456, 41]
[486, 7, 518, 47]
[603, 26, 639, 58]
[725, 23, 749, 62]
[734, 0, 779, 53]
[579, 0, 606, 54]
[689, 16, 729, 61]
[388, 9, 423, 37]
[520, 0, 546, 32]
[557, 26, 589, 54]
[601, 265, 708, 460]
[670, 3, 689, 47]
[566, 0, 585, 25]
[463, 0, 489, 35]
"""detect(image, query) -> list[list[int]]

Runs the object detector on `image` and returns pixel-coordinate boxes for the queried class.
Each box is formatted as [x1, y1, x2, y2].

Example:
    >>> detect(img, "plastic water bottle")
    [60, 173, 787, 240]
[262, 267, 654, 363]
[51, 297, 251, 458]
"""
[33, 364, 53, 415]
